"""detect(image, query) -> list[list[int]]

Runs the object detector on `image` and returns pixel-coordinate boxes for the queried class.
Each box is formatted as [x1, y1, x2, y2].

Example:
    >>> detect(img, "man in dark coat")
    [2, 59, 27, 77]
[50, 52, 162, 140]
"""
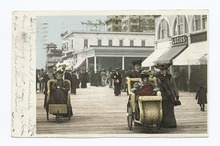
[41, 65, 55, 110]
[71, 70, 78, 94]
[129, 59, 142, 78]
[112, 68, 122, 96]
[80, 70, 89, 88]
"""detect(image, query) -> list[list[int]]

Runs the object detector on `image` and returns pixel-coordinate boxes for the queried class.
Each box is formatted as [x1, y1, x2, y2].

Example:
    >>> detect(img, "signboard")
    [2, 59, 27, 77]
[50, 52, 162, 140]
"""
[190, 31, 207, 43]
[172, 35, 188, 46]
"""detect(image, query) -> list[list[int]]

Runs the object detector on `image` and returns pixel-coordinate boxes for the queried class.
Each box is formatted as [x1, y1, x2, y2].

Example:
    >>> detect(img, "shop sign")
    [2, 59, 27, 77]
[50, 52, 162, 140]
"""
[172, 35, 188, 46]
[190, 31, 207, 43]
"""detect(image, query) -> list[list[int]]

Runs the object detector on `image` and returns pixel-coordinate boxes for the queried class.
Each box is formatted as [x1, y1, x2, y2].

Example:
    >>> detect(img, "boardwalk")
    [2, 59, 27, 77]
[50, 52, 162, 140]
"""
[36, 84, 207, 137]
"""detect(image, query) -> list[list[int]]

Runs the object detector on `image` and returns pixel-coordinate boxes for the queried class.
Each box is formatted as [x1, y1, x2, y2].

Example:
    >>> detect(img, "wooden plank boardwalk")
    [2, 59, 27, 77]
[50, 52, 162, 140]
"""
[36, 84, 207, 137]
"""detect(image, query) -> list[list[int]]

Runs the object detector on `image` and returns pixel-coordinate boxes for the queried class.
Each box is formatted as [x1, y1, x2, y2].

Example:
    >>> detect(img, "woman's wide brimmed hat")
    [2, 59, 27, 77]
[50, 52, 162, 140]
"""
[140, 70, 153, 77]
[154, 63, 172, 69]
[56, 60, 70, 68]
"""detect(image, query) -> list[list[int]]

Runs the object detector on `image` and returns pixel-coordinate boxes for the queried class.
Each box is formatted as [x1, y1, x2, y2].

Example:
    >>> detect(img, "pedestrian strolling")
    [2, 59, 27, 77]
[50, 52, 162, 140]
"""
[195, 84, 207, 111]
[112, 68, 122, 96]
[154, 63, 179, 128]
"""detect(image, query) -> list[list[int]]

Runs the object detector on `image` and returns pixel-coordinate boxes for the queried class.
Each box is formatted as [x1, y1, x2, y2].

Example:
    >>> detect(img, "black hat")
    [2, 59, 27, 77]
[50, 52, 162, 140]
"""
[132, 59, 142, 66]
[154, 63, 172, 69]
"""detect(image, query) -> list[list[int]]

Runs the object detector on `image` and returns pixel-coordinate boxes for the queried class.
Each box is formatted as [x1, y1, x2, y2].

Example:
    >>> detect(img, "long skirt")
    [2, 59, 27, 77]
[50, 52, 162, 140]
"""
[114, 84, 121, 95]
[161, 100, 177, 128]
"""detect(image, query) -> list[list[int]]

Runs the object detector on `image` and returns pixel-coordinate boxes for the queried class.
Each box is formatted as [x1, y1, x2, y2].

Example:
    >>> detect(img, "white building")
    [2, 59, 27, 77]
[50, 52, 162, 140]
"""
[61, 31, 155, 72]
[142, 15, 208, 91]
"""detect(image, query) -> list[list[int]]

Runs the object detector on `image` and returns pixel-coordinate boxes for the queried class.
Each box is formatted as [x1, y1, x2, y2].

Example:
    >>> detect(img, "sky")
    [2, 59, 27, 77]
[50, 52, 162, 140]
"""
[36, 15, 107, 69]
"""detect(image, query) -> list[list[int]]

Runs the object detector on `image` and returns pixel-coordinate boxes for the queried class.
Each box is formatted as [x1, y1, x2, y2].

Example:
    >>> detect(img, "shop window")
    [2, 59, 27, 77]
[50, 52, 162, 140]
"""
[202, 15, 207, 30]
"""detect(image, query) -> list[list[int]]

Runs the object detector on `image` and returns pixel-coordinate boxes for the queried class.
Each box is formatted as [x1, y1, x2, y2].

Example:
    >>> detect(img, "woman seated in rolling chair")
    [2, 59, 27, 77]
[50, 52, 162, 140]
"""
[131, 70, 159, 120]
[49, 70, 73, 116]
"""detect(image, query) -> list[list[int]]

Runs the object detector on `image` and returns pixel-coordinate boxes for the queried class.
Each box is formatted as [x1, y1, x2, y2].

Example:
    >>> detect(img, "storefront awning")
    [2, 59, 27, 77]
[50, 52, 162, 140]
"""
[154, 45, 188, 64]
[173, 41, 208, 65]
[142, 47, 170, 67]
[73, 58, 86, 69]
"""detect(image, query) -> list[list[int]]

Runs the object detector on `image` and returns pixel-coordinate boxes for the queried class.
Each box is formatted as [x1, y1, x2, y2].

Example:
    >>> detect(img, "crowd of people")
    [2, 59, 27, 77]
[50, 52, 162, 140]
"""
[36, 59, 207, 128]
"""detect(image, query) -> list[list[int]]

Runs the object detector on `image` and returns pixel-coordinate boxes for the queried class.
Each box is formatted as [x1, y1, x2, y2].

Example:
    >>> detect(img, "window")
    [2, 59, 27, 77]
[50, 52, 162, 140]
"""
[202, 15, 207, 30]
[98, 39, 102, 46]
[84, 39, 88, 48]
[195, 15, 201, 31]
[141, 40, 145, 46]
[158, 19, 169, 39]
[119, 39, 123, 46]
[130, 40, 134, 46]
[108, 40, 112, 46]
[192, 15, 207, 32]
[173, 15, 189, 36]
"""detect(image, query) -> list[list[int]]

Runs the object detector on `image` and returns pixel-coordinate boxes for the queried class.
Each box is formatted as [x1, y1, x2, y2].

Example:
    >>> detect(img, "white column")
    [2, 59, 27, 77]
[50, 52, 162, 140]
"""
[94, 56, 97, 73]
[86, 58, 88, 71]
[122, 56, 124, 70]
[187, 65, 191, 92]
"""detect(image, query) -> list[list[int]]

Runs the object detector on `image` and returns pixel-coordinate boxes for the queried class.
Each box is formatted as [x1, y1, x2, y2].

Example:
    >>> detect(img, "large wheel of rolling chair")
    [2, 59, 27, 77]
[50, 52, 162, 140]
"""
[127, 105, 133, 130]
[68, 106, 71, 120]
[46, 111, 49, 121]
[56, 111, 59, 123]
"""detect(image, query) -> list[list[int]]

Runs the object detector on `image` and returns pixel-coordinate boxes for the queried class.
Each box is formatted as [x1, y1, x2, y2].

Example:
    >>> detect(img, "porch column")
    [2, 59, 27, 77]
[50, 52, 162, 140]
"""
[187, 65, 191, 91]
[94, 56, 97, 73]
[122, 56, 125, 70]
[86, 58, 88, 71]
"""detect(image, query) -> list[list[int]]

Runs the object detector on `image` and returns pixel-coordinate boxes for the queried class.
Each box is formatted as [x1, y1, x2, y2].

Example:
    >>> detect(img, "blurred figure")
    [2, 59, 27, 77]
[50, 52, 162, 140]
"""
[100, 69, 107, 87]
[80, 70, 89, 88]
[112, 68, 122, 96]
[71, 70, 78, 94]
[195, 84, 207, 111]
[129, 59, 142, 78]
[179, 69, 188, 91]
[42, 65, 55, 110]
[173, 70, 180, 89]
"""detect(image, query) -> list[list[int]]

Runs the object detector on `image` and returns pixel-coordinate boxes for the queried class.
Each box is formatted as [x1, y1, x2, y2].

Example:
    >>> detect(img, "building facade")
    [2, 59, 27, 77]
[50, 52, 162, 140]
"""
[45, 43, 63, 67]
[61, 31, 155, 72]
[105, 15, 155, 33]
[142, 15, 208, 91]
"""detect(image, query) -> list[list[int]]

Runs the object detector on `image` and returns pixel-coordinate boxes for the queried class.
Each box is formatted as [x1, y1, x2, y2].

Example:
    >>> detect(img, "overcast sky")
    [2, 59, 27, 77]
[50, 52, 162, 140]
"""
[36, 15, 107, 69]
